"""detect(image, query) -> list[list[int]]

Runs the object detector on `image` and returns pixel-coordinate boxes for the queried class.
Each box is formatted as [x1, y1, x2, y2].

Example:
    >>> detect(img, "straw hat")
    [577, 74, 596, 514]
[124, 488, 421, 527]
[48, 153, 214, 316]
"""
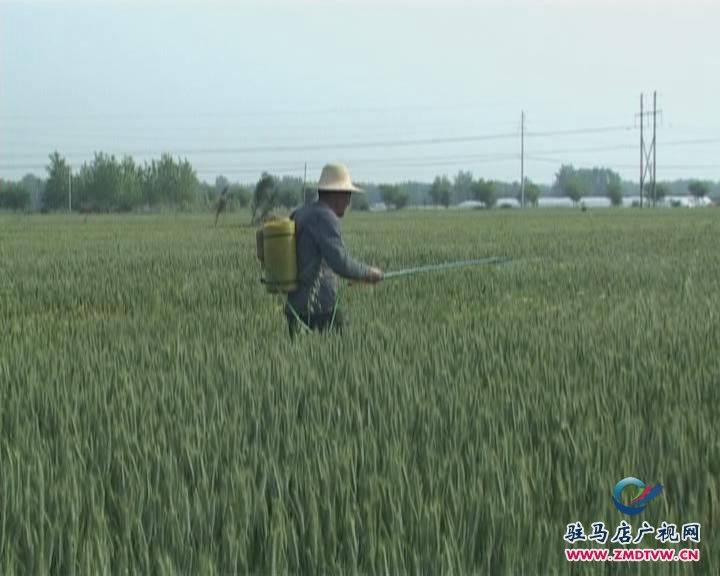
[317, 163, 364, 193]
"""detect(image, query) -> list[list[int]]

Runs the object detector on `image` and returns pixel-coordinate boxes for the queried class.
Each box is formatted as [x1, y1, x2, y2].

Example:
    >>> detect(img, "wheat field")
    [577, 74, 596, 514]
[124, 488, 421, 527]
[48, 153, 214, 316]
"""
[1, 209, 718, 574]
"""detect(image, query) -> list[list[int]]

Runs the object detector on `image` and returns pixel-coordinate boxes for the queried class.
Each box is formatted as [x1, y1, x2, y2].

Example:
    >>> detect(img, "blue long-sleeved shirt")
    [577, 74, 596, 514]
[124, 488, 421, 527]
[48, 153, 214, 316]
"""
[287, 201, 369, 316]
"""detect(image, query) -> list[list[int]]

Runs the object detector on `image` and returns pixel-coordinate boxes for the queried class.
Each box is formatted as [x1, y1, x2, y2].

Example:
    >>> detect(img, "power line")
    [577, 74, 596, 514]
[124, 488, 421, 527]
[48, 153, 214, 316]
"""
[0, 132, 519, 159]
[2, 118, 524, 143]
[525, 155, 571, 164]
[654, 164, 720, 170]
[3, 115, 720, 182]
[526, 136, 720, 158]
[660, 137, 720, 147]
[528, 156, 720, 172]
[526, 125, 635, 137]
[8, 128, 719, 168]
[0, 123, 654, 161]
[0, 101, 522, 122]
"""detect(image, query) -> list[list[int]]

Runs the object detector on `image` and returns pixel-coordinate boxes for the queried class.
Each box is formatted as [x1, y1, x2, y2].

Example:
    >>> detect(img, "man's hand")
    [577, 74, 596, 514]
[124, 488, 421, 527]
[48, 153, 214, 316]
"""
[348, 267, 384, 287]
[365, 267, 384, 284]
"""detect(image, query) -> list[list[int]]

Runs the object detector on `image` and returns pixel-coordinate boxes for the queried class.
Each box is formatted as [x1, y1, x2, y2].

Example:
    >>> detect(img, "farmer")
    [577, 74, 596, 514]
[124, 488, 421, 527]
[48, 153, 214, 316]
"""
[286, 163, 383, 339]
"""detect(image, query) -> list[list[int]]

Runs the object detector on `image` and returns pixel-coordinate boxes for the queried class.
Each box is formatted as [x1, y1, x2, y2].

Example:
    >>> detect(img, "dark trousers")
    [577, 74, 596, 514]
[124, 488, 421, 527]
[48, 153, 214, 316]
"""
[286, 308, 345, 340]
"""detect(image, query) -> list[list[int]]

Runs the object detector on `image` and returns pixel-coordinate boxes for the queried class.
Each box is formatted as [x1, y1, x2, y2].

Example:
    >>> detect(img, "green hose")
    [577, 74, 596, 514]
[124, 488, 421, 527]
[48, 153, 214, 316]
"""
[383, 257, 510, 280]
[328, 283, 341, 332]
[284, 286, 342, 335]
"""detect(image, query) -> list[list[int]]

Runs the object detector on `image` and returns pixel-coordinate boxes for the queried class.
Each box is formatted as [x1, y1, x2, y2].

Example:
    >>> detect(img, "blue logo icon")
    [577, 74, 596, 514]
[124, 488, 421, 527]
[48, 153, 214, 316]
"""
[612, 477, 664, 515]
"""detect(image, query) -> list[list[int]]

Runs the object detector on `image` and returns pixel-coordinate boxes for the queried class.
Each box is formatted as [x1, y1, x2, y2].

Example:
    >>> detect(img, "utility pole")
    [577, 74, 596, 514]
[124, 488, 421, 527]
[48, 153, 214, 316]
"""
[652, 91, 657, 207]
[520, 110, 525, 208]
[68, 166, 72, 212]
[303, 162, 308, 205]
[637, 92, 661, 208]
[640, 94, 644, 208]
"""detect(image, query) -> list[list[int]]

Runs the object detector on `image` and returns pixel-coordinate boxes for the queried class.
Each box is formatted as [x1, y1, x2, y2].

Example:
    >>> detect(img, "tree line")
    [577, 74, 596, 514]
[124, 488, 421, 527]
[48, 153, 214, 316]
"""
[1, 151, 718, 213]
[0, 151, 306, 215]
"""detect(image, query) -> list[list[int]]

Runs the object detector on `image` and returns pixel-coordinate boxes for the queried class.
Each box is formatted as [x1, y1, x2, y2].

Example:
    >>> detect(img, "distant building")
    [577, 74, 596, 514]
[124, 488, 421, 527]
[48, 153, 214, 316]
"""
[658, 196, 713, 208]
[456, 200, 485, 209]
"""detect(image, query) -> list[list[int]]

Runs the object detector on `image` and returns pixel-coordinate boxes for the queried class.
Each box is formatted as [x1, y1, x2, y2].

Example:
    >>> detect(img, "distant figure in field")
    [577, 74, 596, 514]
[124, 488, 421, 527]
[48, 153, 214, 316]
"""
[215, 186, 229, 226]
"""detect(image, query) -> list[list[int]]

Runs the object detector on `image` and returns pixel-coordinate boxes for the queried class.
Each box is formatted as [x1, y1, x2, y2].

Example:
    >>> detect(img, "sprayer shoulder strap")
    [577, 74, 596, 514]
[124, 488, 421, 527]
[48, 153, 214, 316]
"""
[289, 209, 301, 236]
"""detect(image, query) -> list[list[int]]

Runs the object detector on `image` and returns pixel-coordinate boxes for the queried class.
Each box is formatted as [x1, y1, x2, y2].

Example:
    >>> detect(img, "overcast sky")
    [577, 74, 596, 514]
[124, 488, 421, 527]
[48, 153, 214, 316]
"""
[1, 0, 719, 185]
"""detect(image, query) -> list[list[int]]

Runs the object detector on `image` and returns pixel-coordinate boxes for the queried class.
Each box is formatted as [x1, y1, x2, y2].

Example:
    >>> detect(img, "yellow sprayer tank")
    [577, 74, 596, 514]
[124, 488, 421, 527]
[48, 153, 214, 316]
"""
[261, 218, 298, 293]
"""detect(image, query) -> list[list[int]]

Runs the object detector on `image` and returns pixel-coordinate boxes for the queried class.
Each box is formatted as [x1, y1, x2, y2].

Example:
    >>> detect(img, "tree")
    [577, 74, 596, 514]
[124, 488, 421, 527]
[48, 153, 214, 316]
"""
[72, 152, 128, 212]
[587, 167, 622, 197]
[251, 173, 277, 224]
[688, 180, 709, 201]
[94, 152, 122, 211]
[273, 176, 302, 210]
[43, 151, 70, 211]
[554, 164, 584, 206]
[378, 184, 396, 207]
[429, 175, 452, 208]
[379, 184, 408, 210]
[0, 181, 31, 211]
[119, 156, 142, 211]
[351, 193, 370, 211]
[654, 183, 668, 204]
[393, 190, 409, 209]
[139, 163, 157, 207]
[90, 153, 121, 211]
[471, 178, 496, 209]
[21, 174, 45, 210]
[453, 170, 473, 203]
[553, 165, 575, 195]
[141, 154, 198, 209]
[564, 179, 583, 206]
[517, 179, 541, 207]
[277, 188, 300, 210]
[166, 156, 197, 209]
[215, 175, 230, 194]
[606, 180, 623, 207]
[551, 165, 621, 198]
[231, 185, 251, 208]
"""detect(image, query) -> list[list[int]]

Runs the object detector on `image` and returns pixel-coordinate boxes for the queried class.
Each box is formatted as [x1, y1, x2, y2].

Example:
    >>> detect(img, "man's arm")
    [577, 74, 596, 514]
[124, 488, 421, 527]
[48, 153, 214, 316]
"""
[313, 210, 370, 280]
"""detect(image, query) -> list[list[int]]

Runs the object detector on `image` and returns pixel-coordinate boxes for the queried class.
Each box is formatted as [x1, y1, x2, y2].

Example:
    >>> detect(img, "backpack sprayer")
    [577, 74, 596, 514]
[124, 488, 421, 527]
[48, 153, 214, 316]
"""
[256, 218, 510, 334]
[255, 217, 297, 293]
